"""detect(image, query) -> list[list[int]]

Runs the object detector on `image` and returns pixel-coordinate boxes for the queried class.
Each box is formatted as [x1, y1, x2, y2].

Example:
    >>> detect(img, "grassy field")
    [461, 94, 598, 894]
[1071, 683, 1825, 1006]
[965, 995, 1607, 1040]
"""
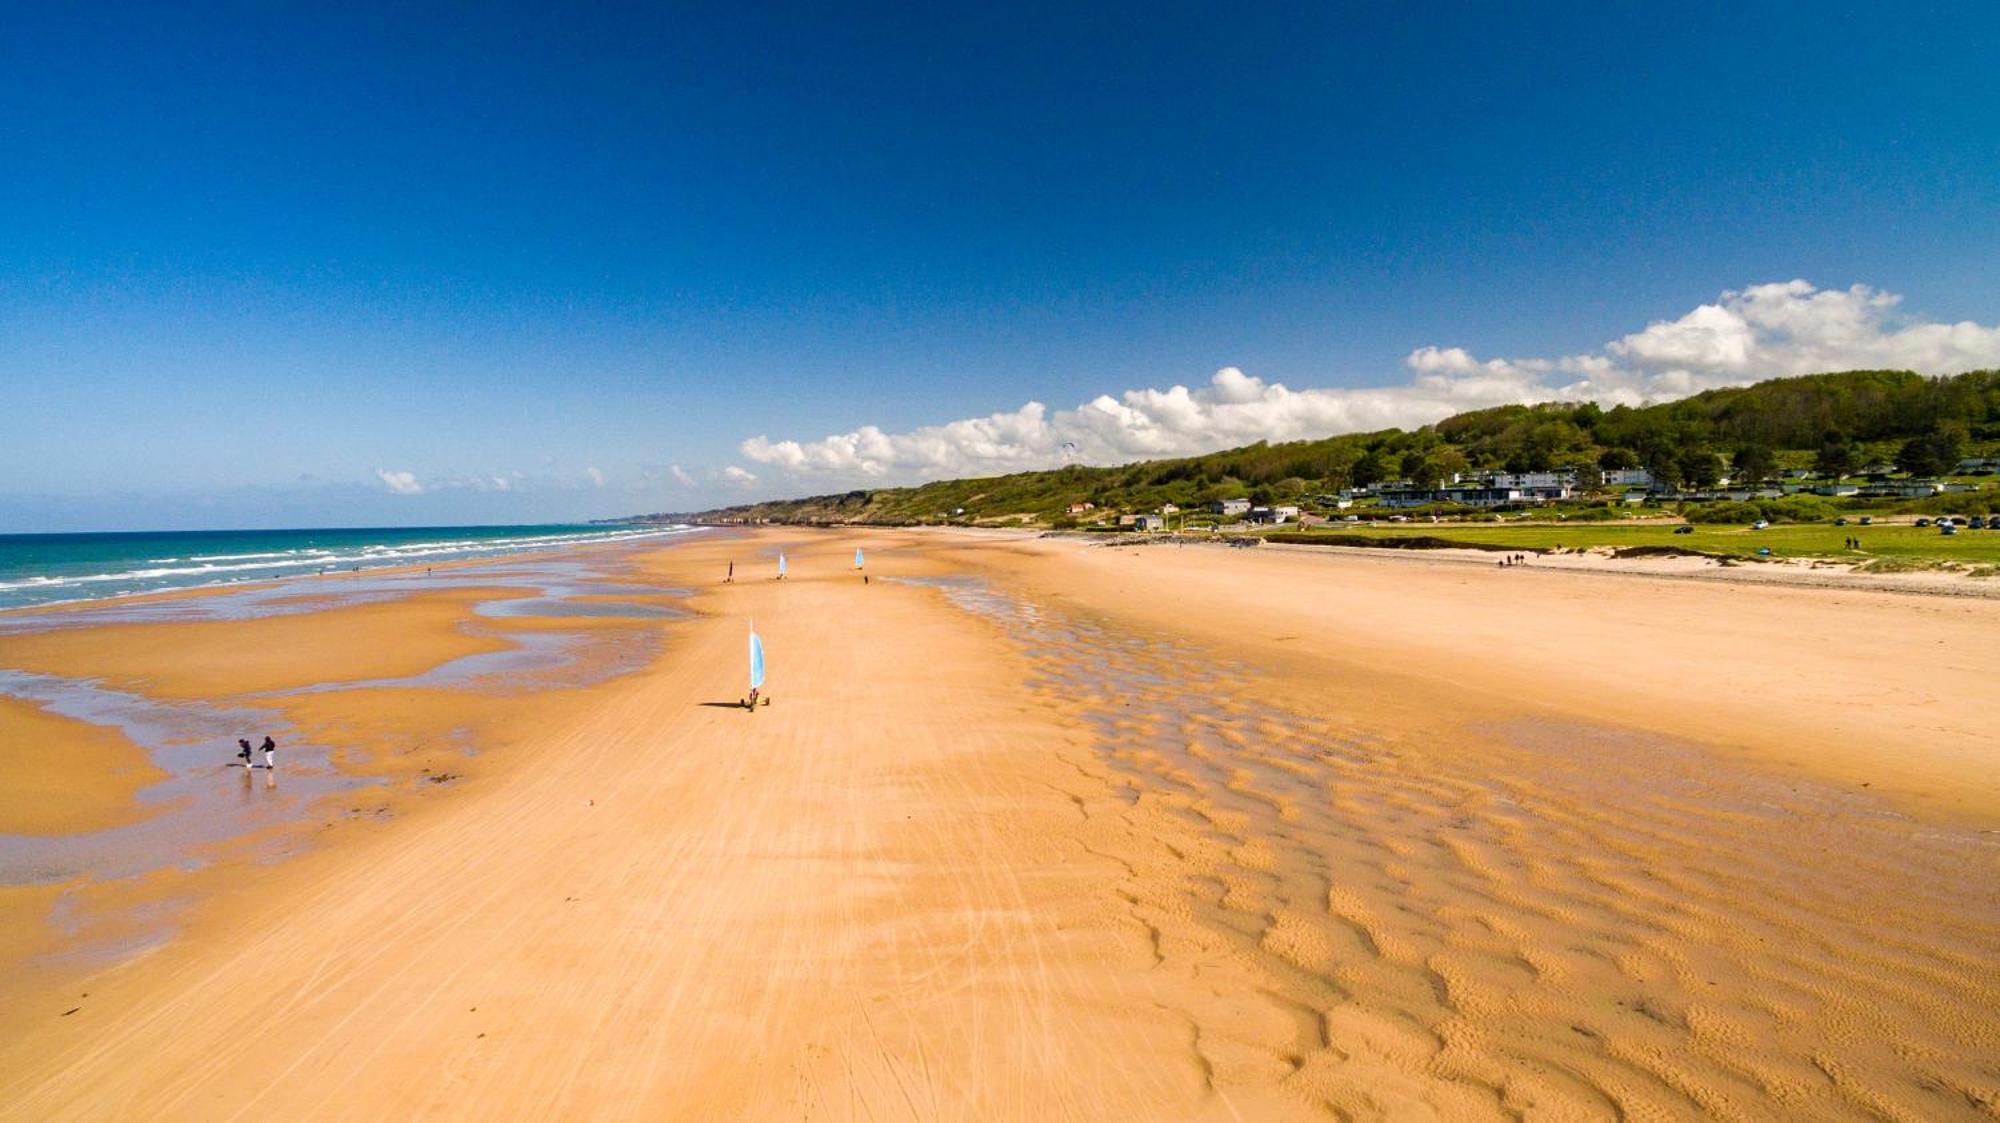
[1255, 520, 2000, 566]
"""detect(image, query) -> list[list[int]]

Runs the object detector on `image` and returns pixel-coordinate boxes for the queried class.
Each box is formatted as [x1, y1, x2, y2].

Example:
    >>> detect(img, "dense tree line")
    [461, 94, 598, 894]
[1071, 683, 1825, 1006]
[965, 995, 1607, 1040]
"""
[681, 369, 1998, 524]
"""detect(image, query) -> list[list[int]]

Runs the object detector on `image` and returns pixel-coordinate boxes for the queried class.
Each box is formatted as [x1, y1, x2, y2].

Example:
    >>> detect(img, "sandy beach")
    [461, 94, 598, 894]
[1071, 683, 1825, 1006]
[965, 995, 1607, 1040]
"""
[1, 528, 1995, 1120]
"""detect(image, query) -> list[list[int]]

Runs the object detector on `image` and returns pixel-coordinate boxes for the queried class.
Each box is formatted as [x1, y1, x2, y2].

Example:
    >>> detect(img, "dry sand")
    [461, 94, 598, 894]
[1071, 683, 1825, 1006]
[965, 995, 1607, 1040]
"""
[1, 529, 1995, 1120]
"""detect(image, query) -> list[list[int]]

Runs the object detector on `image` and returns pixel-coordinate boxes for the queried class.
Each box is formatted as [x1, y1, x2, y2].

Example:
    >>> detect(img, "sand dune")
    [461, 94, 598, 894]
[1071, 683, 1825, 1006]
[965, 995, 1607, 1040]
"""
[1, 530, 1995, 1119]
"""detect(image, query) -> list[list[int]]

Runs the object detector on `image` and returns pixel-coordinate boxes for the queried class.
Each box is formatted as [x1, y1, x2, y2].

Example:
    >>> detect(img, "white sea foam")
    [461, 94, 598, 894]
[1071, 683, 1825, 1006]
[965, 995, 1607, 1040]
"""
[0, 526, 695, 601]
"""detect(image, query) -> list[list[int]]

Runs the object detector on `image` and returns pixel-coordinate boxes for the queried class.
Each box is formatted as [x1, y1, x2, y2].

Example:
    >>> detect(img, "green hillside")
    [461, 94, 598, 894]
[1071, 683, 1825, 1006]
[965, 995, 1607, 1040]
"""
[646, 369, 2000, 527]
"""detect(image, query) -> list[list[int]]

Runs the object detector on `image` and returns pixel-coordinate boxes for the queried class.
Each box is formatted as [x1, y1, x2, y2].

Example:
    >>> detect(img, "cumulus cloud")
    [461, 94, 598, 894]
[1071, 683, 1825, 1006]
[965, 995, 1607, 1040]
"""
[721, 465, 759, 486]
[375, 468, 424, 495]
[740, 280, 2000, 482]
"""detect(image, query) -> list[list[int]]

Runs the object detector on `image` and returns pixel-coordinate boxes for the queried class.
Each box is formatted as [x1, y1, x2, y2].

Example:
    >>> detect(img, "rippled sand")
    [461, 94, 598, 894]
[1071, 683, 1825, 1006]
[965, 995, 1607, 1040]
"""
[944, 571, 1999, 1118]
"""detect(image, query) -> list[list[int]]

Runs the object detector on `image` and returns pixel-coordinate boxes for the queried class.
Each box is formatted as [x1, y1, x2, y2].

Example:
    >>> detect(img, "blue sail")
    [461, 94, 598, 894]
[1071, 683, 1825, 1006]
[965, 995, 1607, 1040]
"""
[854, 547, 864, 569]
[778, 553, 787, 577]
[748, 629, 766, 690]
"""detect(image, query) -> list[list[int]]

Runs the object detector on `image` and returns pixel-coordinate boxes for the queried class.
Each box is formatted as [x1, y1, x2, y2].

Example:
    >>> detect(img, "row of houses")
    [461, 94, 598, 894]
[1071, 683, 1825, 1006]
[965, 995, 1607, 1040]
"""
[1077, 457, 1998, 523]
[1206, 498, 1303, 522]
[1376, 483, 1574, 509]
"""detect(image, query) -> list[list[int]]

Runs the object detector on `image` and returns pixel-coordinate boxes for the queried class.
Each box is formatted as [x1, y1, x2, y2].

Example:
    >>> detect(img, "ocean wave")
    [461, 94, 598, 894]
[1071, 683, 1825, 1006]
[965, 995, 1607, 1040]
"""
[0, 526, 694, 599]
[185, 548, 340, 563]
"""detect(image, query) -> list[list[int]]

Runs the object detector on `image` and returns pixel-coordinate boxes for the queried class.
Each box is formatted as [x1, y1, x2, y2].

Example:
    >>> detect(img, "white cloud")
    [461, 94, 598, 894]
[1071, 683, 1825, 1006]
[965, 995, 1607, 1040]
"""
[668, 464, 696, 487]
[721, 465, 759, 487]
[740, 280, 2000, 483]
[1603, 280, 2000, 377]
[375, 468, 424, 495]
[586, 466, 606, 487]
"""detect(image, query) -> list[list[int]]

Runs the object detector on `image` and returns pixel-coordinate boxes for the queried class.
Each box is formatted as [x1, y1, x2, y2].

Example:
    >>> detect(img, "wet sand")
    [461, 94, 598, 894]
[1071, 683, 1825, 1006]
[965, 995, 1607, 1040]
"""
[1, 528, 1995, 1119]
[0, 699, 165, 836]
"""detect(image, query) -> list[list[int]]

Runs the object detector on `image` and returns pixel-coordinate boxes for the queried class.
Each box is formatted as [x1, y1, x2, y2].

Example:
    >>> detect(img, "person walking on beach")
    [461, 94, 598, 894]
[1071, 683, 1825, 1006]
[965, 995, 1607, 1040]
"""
[236, 739, 254, 769]
[260, 735, 276, 770]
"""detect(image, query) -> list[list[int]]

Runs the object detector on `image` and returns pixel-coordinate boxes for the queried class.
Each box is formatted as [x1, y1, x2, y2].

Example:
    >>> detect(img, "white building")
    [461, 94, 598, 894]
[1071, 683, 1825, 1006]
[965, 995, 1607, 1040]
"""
[1486, 470, 1576, 490]
[1603, 468, 1653, 487]
[1442, 486, 1527, 508]
[1247, 505, 1301, 524]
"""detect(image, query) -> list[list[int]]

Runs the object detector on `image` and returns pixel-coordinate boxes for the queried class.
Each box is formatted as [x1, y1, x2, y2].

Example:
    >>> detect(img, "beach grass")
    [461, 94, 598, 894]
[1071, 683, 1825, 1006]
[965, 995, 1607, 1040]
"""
[1260, 520, 2000, 565]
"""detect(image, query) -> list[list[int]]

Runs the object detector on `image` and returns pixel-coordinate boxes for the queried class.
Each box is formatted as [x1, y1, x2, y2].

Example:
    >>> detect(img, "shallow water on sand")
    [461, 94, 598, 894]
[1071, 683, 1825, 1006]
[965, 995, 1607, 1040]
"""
[902, 573, 2000, 1120]
[0, 669, 363, 886]
[0, 549, 694, 964]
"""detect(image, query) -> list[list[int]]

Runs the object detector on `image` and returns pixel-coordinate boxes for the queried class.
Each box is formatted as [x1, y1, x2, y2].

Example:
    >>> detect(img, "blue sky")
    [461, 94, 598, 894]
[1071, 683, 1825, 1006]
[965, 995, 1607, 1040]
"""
[3, 1, 1997, 530]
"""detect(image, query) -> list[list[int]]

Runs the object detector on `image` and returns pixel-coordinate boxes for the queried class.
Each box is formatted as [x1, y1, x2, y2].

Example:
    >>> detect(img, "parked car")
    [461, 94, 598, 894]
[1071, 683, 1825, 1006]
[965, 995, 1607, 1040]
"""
[1752, 519, 1770, 530]
[1941, 523, 1958, 536]
[1970, 516, 1988, 529]
[1834, 517, 1848, 526]
[1859, 516, 1873, 525]
[1673, 525, 1695, 535]
[1915, 518, 1932, 527]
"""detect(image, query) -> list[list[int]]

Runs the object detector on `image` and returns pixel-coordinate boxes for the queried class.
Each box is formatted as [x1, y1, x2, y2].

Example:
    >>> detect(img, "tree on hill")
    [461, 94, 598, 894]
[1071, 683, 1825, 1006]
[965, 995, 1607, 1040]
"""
[1814, 432, 1857, 478]
[1352, 450, 1386, 487]
[1896, 429, 1966, 477]
[1680, 449, 1725, 488]
[1731, 443, 1776, 483]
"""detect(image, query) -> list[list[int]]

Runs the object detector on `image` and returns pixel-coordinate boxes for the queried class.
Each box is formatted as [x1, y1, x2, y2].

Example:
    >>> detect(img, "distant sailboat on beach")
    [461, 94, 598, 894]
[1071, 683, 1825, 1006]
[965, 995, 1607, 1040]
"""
[745, 623, 769, 710]
[777, 553, 787, 580]
[854, 547, 864, 570]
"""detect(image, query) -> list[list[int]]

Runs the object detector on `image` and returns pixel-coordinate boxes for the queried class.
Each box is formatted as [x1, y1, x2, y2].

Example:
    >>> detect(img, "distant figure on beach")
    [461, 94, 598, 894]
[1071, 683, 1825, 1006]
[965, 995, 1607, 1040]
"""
[726, 561, 734, 583]
[260, 735, 276, 770]
[236, 739, 253, 769]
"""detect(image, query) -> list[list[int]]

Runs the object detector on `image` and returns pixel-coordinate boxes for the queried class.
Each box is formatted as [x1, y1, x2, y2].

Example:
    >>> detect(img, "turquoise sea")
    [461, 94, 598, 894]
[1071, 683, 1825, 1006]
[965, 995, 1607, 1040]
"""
[0, 524, 692, 612]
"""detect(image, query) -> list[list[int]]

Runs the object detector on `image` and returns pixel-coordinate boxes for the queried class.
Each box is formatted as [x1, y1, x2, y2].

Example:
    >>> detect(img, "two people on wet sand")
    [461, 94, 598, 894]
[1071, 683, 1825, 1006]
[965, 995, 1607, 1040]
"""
[235, 735, 276, 770]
